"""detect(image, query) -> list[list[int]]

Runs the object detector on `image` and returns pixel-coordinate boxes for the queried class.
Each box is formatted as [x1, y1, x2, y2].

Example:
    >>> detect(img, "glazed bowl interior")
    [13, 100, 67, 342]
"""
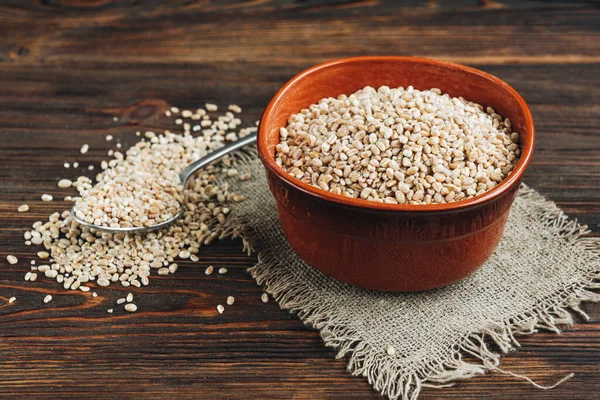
[258, 56, 534, 212]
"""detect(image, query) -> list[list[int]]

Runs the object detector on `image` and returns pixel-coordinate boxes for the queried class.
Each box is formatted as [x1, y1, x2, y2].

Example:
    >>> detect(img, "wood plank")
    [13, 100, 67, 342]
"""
[0, 1, 598, 398]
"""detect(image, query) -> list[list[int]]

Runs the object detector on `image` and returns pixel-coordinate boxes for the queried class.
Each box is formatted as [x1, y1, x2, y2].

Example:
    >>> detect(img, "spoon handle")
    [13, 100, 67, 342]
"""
[178, 131, 258, 184]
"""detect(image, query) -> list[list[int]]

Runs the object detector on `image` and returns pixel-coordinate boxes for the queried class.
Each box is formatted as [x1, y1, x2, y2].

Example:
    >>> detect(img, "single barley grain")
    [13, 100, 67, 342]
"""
[37, 251, 49, 259]
[261, 293, 269, 303]
[205, 266, 214, 275]
[73, 162, 79, 168]
[93, 292, 98, 297]
[206, 103, 218, 112]
[107, 308, 114, 313]
[97, 278, 110, 287]
[179, 250, 190, 259]
[43, 295, 52, 304]
[126, 293, 133, 302]
[226, 296, 235, 305]
[45, 269, 58, 279]
[41, 194, 53, 202]
[218, 267, 227, 274]
[80, 144, 89, 154]
[64, 162, 70, 168]
[9, 297, 16, 304]
[106, 135, 113, 141]
[216, 304, 225, 314]
[7, 255, 18, 264]
[125, 303, 137, 312]
[58, 179, 73, 188]
[228, 104, 242, 113]
[116, 298, 126, 305]
[386, 345, 396, 356]
[18, 204, 29, 212]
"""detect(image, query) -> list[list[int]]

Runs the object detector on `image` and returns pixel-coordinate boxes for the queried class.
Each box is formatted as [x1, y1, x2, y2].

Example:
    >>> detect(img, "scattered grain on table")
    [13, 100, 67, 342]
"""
[17, 104, 257, 314]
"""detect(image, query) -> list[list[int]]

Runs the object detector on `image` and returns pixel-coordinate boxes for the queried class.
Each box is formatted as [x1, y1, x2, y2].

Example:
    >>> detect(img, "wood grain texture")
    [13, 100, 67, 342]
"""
[0, 0, 598, 398]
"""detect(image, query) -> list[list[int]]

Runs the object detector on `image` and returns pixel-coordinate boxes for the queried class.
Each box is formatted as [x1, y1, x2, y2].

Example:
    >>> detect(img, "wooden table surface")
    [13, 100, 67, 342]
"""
[1, 1, 599, 399]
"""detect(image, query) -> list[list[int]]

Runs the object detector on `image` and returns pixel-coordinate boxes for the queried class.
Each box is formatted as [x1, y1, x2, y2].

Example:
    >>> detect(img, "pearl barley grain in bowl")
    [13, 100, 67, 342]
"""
[275, 85, 520, 205]
[258, 57, 535, 292]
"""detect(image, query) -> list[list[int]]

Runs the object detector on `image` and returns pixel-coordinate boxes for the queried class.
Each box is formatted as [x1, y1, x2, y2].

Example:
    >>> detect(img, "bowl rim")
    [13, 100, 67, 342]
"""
[258, 56, 535, 212]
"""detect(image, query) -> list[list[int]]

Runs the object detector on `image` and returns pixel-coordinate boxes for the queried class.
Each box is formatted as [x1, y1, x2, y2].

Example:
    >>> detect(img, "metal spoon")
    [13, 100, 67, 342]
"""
[71, 132, 257, 234]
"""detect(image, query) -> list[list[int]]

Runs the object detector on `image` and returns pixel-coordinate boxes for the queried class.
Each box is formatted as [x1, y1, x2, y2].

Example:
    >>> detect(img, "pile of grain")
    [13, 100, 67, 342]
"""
[24, 105, 256, 294]
[275, 85, 520, 205]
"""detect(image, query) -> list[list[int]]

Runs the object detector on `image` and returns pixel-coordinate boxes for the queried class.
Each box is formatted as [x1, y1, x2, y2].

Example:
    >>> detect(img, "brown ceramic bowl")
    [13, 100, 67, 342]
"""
[257, 56, 534, 292]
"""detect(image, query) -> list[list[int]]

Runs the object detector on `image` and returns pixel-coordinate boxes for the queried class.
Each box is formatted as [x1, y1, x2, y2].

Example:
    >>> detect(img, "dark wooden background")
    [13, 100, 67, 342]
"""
[1, 1, 599, 398]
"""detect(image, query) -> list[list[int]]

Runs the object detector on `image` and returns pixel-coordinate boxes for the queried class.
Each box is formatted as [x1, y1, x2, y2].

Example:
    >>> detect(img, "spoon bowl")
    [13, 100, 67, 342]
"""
[70, 204, 185, 234]
[71, 132, 257, 234]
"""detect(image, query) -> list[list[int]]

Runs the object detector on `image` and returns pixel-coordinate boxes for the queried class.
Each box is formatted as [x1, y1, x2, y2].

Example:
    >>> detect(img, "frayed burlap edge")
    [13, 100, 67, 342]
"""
[215, 155, 600, 400]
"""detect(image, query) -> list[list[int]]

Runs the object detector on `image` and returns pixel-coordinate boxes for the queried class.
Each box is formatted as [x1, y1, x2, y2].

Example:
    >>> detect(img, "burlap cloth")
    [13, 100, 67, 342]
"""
[221, 155, 600, 399]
